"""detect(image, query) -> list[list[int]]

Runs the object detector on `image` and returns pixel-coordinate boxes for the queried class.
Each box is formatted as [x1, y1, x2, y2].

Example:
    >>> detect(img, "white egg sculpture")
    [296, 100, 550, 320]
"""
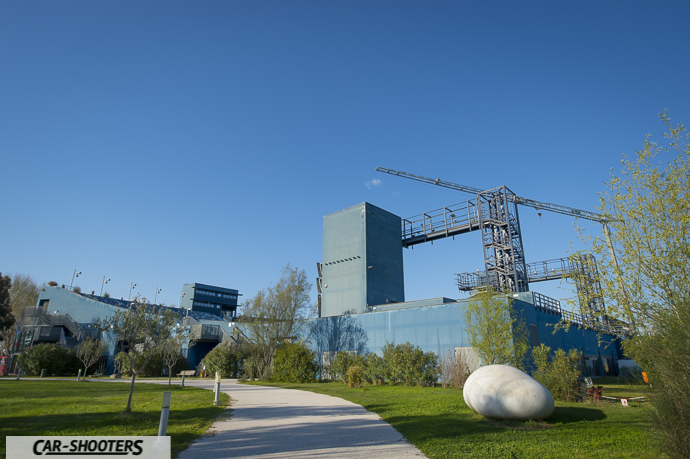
[463, 364, 554, 420]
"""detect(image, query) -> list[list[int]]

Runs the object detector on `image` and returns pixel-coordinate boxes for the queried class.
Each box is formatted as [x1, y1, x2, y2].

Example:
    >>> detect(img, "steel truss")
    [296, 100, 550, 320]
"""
[457, 254, 609, 330]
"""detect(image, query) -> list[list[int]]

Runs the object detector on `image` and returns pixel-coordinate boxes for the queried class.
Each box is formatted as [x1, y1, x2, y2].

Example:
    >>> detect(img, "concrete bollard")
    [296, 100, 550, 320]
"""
[213, 372, 221, 406]
[77, 369, 82, 381]
[181, 373, 185, 388]
[158, 391, 172, 437]
[40, 369, 47, 378]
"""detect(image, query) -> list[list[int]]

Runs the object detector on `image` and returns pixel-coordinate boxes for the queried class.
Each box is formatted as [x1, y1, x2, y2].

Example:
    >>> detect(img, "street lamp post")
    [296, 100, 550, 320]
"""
[154, 287, 162, 304]
[100, 277, 111, 296]
[128, 283, 137, 301]
[70, 270, 82, 290]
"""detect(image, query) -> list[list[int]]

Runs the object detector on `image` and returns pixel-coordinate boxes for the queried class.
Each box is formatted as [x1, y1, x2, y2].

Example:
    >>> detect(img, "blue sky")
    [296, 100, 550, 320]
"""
[1, 1, 688, 310]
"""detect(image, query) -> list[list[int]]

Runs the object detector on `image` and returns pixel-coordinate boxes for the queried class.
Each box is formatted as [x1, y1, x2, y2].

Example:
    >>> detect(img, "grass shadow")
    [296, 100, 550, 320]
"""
[547, 406, 607, 423]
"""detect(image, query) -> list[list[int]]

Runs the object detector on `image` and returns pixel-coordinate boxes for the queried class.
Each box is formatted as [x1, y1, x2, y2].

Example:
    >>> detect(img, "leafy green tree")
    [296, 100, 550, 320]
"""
[272, 342, 318, 383]
[9, 274, 41, 321]
[75, 338, 107, 380]
[531, 344, 581, 401]
[0, 326, 16, 356]
[201, 342, 243, 378]
[238, 264, 313, 380]
[463, 289, 529, 369]
[0, 273, 13, 331]
[162, 331, 190, 385]
[99, 302, 181, 412]
[0, 274, 16, 357]
[578, 112, 689, 458]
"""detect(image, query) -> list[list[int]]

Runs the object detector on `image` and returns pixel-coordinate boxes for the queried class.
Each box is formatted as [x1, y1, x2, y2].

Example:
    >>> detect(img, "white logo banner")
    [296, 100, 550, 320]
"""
[6, 436, 170, 459]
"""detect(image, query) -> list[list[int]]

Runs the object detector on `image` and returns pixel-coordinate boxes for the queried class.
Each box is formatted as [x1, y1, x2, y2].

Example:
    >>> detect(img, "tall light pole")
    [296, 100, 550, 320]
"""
[70, 270, 82, 290]
[100, 277, 111, 296]
[128, 282, 137, 301]
[154, 287, 162, 304]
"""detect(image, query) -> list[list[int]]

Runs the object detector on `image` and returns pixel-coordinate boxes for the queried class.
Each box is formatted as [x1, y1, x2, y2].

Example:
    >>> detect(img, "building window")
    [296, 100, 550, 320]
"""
[195, 288, 237, 300]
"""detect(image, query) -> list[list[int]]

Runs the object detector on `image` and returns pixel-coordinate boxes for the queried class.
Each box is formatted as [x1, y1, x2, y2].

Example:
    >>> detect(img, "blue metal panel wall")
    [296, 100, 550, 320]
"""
[365, 203, 405, 307]
[305, 297, 622, 366]
[321, 202, 404, 317]
[518, 301, 623, 363]
[321, 203, 368, 316]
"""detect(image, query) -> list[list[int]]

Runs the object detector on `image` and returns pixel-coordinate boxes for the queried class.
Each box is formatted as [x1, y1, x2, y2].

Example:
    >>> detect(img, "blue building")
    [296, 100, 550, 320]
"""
[310, 202, 623, 377]
[11, 286, 242, 374]
[180, 283, 240, 320]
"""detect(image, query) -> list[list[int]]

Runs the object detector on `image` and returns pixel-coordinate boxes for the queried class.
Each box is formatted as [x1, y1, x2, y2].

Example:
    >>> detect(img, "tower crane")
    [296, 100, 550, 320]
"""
[376, 167, 621, 332]
[375, 167, 619, 266]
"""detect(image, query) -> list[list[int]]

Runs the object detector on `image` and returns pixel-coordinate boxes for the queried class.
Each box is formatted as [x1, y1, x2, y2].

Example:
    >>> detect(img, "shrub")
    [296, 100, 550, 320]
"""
[240, 348, 260, 381]
[330, 351, 364, 384]
[272, 342, 318, 383]
[382, 342, 438, 386]
[532, 344, 581, 401]
[201, 343, 242, 378]
[47, 281, 58, 287]
[362, 353, 385, 385]
[627, 306, 690, 459]
[347, 365, 363, 388]
[439, 349, 472, 389]
[17, 343, 81, 376]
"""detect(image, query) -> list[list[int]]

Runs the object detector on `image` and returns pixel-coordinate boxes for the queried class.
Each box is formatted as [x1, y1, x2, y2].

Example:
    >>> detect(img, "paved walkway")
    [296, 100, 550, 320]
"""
[174, 379, 426, 459]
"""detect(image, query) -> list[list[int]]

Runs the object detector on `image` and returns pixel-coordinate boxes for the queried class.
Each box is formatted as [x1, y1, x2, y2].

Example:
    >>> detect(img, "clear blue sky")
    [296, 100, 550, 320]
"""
[2, 1, 688, 310]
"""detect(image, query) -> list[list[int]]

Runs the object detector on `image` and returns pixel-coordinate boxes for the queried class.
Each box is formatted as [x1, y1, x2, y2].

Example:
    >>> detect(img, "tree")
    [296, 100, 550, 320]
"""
[463, 289, 529, 369]
[201, 342, 244, 378]
[0, 273, 13, 331]
[9, 274, 41, 320]
[238, 264, 313, 380]
[0, 274, 16, 359]
[0, 326, 16, 356]
[578, 112, 689, 457]
[99, 302, 181, 412]
[75, 338, 107, 380]
[161, 331, 190, 385]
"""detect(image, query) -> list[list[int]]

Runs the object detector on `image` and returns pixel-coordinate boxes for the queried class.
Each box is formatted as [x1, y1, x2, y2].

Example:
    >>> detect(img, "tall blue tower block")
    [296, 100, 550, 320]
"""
[321, 202, 405, 317]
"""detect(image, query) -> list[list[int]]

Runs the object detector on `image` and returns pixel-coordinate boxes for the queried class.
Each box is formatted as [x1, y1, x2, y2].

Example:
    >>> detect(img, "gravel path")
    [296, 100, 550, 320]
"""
[175, 379, 426, 459]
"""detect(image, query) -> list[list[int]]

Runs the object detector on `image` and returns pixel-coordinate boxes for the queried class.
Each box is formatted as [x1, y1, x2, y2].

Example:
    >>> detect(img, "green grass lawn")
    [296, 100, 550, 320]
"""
[0, 380, 229, 459]
[247, 378, 658, 459]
